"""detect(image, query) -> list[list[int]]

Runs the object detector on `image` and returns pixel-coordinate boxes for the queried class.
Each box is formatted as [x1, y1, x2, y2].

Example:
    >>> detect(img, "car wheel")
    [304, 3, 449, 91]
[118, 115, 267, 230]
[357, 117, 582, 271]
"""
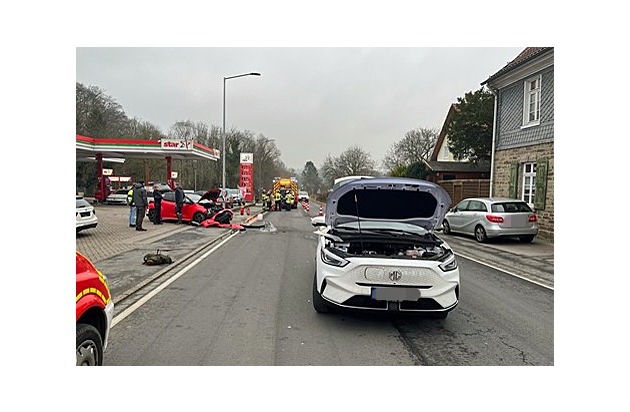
[76, 323, 103, 366]
[442, 220, 451, 235]
[147, 209, 155, 221]
[474, 225, 488, 243]
[519, 235, 535, 243]
[312, 274, 329, 313]
[192, 212, 205, 223]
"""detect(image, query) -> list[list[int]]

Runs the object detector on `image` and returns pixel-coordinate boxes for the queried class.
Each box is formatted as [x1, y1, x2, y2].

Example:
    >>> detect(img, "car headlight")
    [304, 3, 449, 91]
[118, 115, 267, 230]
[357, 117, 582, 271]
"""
[320, 247, 349, 267]
[439, 255, 458, 272]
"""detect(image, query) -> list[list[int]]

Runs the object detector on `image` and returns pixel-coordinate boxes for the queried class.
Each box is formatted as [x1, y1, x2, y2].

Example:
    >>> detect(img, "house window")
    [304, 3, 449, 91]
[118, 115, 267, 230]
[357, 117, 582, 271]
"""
[522, 162, 537, 205]
[523, 75, 541, 126]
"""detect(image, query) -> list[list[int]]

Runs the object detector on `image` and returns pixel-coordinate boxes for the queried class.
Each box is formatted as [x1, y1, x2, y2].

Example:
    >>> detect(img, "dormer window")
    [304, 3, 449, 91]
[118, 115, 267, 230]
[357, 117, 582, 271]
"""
[523, 75, 541, 127]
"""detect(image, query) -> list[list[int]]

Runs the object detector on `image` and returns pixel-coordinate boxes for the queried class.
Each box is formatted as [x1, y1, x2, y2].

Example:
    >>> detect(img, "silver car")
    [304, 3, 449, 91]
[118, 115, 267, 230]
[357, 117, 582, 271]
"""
[106, 188, 129, 205]
[442, 197, 538, 243]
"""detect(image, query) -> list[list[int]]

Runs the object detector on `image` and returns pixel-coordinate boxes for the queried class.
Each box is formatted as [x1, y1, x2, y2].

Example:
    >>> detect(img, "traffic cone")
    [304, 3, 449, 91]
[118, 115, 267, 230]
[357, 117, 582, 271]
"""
[240, 205, 244, 215]
[319, 205, 323, 216]
[246, 207, 251, 215]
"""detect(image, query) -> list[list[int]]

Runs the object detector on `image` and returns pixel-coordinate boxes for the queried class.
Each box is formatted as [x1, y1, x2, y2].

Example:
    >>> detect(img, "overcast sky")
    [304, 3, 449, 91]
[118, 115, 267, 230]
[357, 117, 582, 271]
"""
[76, 47, 523, 171]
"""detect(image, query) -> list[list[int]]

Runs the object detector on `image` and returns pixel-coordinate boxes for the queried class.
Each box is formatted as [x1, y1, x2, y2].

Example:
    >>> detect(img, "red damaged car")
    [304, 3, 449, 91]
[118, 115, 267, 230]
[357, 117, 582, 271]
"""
[147, 191, 209, 224]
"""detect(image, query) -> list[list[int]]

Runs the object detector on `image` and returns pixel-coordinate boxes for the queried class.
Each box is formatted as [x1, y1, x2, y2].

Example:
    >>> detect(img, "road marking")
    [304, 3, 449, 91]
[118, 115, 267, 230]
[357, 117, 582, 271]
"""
[111, 231, 240, 327]
[455, 252, 554, 291]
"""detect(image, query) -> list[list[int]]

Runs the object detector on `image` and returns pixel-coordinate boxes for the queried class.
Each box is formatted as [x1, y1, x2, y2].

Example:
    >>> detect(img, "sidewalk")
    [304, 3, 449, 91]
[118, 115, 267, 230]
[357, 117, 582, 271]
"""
[76, 203, 262, 304]
[440, 232, 554, 288]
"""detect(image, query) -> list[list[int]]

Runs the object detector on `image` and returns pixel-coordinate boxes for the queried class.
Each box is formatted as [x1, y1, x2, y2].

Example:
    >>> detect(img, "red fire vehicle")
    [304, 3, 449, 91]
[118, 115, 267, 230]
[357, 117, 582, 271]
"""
[76, 251, 115, 366]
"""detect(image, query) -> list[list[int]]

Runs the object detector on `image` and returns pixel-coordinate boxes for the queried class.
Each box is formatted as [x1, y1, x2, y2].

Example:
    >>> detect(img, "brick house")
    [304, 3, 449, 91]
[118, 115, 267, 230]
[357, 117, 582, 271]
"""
[424, 103, 491, 205]
[481, 47, 554, 240]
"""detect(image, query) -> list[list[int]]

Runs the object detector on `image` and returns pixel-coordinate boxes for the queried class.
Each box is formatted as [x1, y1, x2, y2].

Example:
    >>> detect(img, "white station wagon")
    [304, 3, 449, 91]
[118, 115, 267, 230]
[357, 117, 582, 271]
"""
[442, 197, 538, 243]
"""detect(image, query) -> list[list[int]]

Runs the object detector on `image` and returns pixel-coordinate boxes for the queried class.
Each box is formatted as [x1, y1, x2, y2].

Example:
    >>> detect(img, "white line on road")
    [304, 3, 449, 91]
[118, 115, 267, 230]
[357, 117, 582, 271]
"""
[111, 231, 241, 327]
[455, 252, 554, 291]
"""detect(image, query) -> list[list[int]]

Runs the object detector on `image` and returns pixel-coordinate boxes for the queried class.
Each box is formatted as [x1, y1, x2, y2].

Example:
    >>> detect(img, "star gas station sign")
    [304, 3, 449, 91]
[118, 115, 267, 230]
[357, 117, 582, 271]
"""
[239, 153, 254, 202]
[161, 138, 194, 150]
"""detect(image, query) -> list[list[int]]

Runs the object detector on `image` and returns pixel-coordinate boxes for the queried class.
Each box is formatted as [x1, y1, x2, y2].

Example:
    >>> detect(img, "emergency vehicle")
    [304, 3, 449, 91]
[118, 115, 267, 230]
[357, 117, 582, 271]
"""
[76, 251, 114, 366]
[272, 177, 299, 209]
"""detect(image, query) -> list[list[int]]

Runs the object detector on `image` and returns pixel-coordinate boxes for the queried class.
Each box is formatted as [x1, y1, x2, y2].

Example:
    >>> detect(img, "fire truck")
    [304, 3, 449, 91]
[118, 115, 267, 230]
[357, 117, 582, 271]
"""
[76, 251, 114, 366]
[272, 177, 299, 210]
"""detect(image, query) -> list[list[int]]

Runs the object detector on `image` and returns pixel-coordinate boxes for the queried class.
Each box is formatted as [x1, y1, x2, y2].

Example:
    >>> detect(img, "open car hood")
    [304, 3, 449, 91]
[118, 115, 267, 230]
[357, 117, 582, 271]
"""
[325, 177, 451, 231]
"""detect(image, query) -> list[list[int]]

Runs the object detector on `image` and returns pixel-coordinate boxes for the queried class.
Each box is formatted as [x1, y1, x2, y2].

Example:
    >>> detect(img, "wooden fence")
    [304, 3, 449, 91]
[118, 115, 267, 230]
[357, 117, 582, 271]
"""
[437, 179, 490, 206]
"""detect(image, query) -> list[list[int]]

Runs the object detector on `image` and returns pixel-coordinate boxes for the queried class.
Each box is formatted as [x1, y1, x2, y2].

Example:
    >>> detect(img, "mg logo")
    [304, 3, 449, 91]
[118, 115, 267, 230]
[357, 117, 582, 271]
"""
[389, 270, 402, 282]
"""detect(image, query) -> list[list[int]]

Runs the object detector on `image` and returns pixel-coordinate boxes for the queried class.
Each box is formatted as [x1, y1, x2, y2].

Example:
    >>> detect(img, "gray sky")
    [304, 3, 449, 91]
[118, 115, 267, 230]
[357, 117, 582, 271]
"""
[76, 47, 523, 171]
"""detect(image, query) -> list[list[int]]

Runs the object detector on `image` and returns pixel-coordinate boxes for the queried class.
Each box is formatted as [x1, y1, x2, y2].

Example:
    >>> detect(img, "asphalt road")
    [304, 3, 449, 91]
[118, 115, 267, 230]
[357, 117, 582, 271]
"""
[104, 204, 553, 366]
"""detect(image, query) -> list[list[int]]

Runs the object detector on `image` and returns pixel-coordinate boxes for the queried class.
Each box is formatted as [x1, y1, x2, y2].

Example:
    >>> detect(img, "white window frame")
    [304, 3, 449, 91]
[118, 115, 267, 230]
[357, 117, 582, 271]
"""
[522, 75, 541, 127]
[522, 162, 536, 206]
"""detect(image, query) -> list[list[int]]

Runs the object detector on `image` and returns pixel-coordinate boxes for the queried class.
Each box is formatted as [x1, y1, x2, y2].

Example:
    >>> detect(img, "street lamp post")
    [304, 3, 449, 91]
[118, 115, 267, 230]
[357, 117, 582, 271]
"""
[222, 72, 261, 192]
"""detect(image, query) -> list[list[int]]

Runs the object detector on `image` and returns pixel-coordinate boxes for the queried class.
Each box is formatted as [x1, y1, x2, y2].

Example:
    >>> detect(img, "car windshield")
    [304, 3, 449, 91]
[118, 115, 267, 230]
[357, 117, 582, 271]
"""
[299, 191, 308, 196]
[335, 220, 429, 236]
[187, 193, 202, 203]
[114, 189, 128, 195]
[491, 202, 532, 213]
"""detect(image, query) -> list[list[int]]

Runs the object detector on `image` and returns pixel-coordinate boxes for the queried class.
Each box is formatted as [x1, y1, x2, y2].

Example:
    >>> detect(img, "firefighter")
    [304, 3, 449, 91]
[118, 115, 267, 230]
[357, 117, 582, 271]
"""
[285, 190, 294, 211]
[261, 190, 269, 211]
[274, 190, 281, 211]
[266, 190, 272, 210]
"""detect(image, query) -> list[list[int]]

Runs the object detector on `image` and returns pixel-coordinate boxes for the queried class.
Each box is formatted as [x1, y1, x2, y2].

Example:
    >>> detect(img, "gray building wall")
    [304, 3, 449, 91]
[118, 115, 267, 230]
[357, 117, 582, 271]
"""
[491, 63, 554, 240]
[496, 67, 554, 150]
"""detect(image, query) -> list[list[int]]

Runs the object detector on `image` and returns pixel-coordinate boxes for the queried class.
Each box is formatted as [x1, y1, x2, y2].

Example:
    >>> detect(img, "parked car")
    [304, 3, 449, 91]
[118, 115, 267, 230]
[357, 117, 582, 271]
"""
[298, 191, 310, 202]
[147, 182, 172, 203]
[311, 177, 459, 318]
[442, 197, 538, 243]
[76, 251, 114, 365]
[76, 196, 98, 232]
[227, 188, 244, 206]
[147, 191, 209, 224]
[106, 188, 130, 205]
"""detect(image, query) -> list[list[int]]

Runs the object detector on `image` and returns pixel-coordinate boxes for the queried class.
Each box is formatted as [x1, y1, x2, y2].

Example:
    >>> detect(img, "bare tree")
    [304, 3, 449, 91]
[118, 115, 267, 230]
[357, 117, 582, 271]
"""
[320, 146, 377, 190]
[383, 127, 438, 173]
[253, 134, 282, 194]
[76, 83, 130, 138]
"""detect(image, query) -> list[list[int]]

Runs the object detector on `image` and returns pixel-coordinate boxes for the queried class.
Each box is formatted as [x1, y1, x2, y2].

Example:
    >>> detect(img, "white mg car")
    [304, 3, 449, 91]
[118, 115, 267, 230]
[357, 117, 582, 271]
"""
[311, 177, 459, 318]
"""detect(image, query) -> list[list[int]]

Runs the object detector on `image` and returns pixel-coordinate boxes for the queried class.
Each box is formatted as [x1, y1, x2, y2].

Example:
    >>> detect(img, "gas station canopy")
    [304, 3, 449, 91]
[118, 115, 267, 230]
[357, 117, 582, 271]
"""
[76, 134, 221, 201]
[76, 134, 220, 162]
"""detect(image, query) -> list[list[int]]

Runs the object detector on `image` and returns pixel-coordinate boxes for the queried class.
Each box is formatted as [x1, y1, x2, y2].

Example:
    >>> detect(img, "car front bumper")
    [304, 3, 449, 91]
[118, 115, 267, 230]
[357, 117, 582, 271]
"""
[316, 251, 459, 313]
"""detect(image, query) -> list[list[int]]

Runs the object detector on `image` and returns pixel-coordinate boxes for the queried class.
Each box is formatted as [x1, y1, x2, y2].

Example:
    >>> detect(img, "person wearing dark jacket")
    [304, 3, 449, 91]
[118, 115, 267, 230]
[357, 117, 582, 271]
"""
[152, 184, 163, 225]
[132, 180, 149, 231]
[174, 182, 185, 224]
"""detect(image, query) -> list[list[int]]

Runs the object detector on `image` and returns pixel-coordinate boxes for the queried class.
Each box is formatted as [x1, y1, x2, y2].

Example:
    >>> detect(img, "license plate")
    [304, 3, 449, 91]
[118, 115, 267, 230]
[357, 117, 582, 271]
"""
[371, 287, 421, 302]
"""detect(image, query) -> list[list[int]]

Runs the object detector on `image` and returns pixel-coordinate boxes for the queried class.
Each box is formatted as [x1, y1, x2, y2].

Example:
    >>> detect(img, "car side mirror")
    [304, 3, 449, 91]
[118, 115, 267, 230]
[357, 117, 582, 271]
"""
[311, 216, 326, 227]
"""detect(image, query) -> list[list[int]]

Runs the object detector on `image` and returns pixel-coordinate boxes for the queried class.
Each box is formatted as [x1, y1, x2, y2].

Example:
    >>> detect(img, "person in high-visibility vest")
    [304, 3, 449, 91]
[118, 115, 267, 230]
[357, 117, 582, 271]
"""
[261, 190, 269, 211]
[274, 191, 281, 211]
[285, 191, 294, 211]
[127, 186, 136, 227]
